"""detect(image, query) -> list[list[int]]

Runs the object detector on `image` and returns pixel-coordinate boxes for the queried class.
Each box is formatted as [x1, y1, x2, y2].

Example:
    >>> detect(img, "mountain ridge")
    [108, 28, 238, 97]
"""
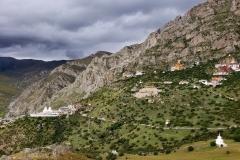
[6, 0, 240, 116]
[6, 51, 112, 115]
[0, 57, 68, 116]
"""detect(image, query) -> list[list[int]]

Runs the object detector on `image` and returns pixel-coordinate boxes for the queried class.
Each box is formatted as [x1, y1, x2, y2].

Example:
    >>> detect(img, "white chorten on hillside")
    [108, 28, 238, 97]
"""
[165, 119, 170, 125]
[43, 107, 53, 113]
[215, 133, 227, 147]
[43, 107, 48, 113]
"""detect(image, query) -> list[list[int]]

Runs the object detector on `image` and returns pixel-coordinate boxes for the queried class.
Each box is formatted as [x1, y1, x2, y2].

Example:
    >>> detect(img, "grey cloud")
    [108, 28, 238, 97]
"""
[0, 0, 206, 61]
[65, 50, 83, 59]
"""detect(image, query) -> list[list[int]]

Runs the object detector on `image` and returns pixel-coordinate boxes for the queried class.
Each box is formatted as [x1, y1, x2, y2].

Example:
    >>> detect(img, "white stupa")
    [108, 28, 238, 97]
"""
[165, 119, 170, 125]
[43, 107, 52, 113]
[43, 107, 48, 113]
[48, 107, 52, 112]
[215, 133, 227, 147]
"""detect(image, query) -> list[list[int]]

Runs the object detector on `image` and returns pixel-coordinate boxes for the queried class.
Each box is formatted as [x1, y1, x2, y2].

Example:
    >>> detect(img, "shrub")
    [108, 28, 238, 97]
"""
[106, 152, 117, 160]
[233, 135, 240, 142]
[188, 146, 194, 152]
[95, 156, 103, 160]
[165, 149, 171, 154]
[119, 152, 124, 156]
[210, 141, 216, 146]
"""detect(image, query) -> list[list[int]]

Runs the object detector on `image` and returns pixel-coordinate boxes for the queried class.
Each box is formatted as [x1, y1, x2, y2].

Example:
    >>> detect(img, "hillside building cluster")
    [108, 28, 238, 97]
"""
[122, 70, 145, 78]
[30, 104, 93, 117]
[199, 56, 239, 86]
[30, 107, 60, 117]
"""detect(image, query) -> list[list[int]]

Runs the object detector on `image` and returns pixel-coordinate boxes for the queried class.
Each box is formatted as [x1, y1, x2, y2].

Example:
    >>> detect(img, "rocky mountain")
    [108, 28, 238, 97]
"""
[2, 0, 240, 158]
[0, 58, 67, 116]
[7, 51, 112, 116]
[8, 0, 240, 115]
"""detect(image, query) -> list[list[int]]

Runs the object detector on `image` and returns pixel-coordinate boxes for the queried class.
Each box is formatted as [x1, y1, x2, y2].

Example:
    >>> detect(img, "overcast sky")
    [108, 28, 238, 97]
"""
[0, 0, 206, 61]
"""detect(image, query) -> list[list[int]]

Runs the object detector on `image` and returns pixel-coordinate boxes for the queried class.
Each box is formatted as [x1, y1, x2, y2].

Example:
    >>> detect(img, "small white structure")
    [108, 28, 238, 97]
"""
[193, 85, 200, 89]
[198, 79, 207, 83]
[164, 81, 172, 84]
[215, 133, 227, 147]
[43, 107, 52, 113]
[165, 119, 170, 125]
[112, 150, 118, 155]
[123, 72, 134, 78]
[30, 106, 59, 117]
[135, 71, 144, 76]
[179, 81, 189, 84]
[213, 71, 229, 76]
[170, 66, 175, 71]
[43, 107, 47, 113]
[125, 73, 134, 78]
[82, 114, 88, 117]
[229, 63, 239, 70]
[215, 64, 224, 68]
[98, 117, 106, 121]
[195, 61, 200, 65]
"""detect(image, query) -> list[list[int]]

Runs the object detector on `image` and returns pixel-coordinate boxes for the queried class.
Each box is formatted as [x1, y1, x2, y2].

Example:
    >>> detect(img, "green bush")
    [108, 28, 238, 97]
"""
[95, 156, 103, 160]
[106, 152, 117, 160]
[210, 141, 216, 146]
[119, 152, 124, 156]
[165, 149, 171, 154]
[188, 146, 194, 152]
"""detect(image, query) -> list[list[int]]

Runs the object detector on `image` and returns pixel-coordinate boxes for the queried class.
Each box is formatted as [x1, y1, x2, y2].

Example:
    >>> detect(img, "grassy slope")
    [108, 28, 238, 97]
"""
[80, 62, 239, 129]
[70, 60, 240, 155]
[118, 140, 240, 160]
[1, 60, 234, 156]
[0, 75, 19, 117]
[0, 116, 69, 155]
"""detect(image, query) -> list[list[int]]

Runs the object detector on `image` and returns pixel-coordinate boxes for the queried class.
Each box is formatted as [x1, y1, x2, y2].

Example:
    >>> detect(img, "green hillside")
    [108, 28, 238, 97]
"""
[0, 75, 19, 117]
[118, 140, 240, 160]
[80, 61, 240, 129]
[1, 0, 240, 159]
[1, 59, 240, 159]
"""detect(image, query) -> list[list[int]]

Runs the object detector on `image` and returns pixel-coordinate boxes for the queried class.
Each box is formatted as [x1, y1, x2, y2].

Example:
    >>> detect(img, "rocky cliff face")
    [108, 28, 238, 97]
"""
[7, 51, 112, 116]
[8, 0, 240, 116]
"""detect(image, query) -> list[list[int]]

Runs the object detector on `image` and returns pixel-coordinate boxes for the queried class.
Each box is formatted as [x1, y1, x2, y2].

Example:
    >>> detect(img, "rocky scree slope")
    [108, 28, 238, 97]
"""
[9, 0, 240, 115]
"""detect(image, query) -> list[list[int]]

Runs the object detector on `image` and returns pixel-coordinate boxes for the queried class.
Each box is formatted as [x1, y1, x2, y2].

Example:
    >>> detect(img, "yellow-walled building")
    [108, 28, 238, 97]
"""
[174, 60, 183, 70]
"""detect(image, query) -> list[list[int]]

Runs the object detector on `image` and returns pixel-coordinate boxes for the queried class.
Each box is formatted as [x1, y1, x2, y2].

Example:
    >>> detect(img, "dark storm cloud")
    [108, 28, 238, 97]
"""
[0, 0, 206, 61]
[0, 36, 67, 50]
[65, 50, 83, 60]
